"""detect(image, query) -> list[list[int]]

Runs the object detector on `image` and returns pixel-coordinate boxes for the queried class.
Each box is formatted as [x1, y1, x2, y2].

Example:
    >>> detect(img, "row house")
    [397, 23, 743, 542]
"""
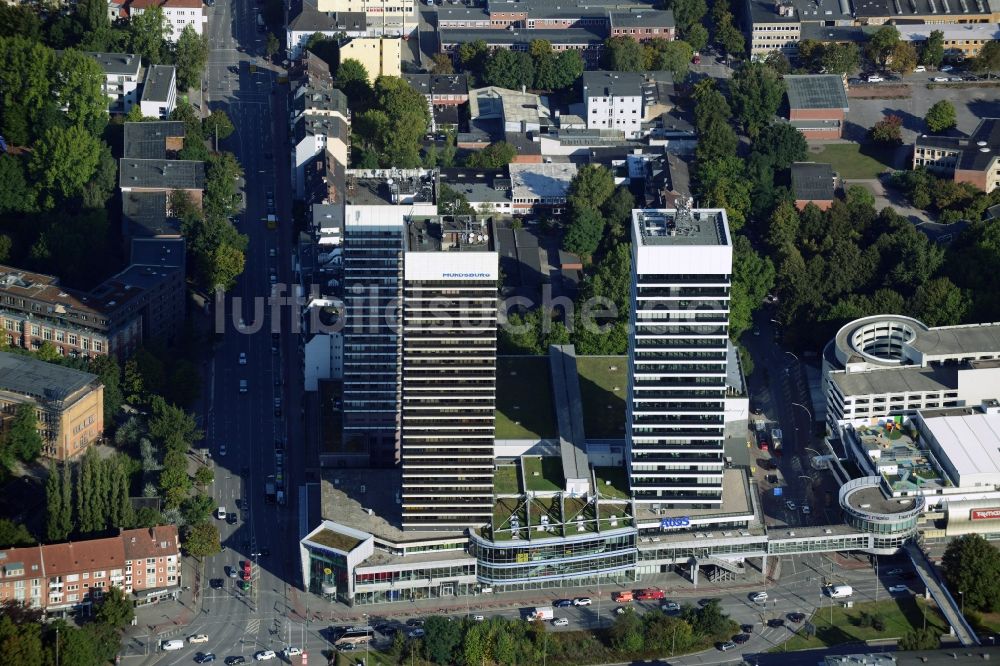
[0, 526, 180, 613]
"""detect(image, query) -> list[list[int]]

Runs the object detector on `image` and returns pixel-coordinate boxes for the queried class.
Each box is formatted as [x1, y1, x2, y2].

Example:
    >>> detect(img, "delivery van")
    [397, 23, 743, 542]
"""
[161, 639, 184, 651]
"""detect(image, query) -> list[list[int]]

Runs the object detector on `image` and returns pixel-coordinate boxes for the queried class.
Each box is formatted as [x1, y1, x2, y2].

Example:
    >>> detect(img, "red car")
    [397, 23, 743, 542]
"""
[241, 561, 251, 581]
[636, 588, 666, 601]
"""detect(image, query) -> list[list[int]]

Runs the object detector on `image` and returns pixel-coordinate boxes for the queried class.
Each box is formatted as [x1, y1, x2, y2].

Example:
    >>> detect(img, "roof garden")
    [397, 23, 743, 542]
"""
[488, 494, 632, 541]
[307, 528, 364, 553]
[575, 356, 627, 438]
[522, 456, 565, 493]
[494, 463, 521, 496]
[594, 466, 631, 500]
[852, 421, 947, 491]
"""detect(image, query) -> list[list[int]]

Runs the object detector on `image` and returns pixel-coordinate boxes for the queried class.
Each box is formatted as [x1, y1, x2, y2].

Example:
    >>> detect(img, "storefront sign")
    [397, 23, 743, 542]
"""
[971, 508, 1000, 521]
[660, 517, 691, 529]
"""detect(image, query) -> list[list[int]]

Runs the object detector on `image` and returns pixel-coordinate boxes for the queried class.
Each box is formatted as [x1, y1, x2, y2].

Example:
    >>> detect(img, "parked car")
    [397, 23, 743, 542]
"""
[914, 65, 926, 72]
[190, 635, 210, 644]
[733, 633, 751, 644]
[253, 651, 276, 661]
[227, 512, 238, 525]
[195, 655, 217, 664]
[751, 591, 768, 603]
[408, 628, 426, 638]
[552, 618, 569, 627]
[766, 474, 779, 484]
[933, 76, 949, 82]
[210, 578, 224, 589]
[406, 619, 425, 627]
[238, 352, 247, 365]
[281, 647, 302, 657]
[741, 623, 754, 633]
[573, 597, 592, 606]
[788, 612, 806, 623]
[888, 584, 909, 593]
[867, 74, 884, 82]
[662, 601, 681, 612]
[555, 599, 573, 608]
[785, 500, 797, 511]
[885, 568, 904, 576]
[472, 615, 485, 622]
[768, 618, 786, 628]
[801, 505, 811, 515]
[717, 641, 738, 651]
[940, 64, 954, 71]
[225, 658, 247, 666]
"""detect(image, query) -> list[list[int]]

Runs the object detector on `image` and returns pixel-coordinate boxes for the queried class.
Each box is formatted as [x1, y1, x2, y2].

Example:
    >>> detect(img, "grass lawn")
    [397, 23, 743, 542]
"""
[807, 143, 896, 179]
[594, 466, 631, 500]
[523, 456, 564, 492]
[576, 356, 627, 438]
[778, 597, 949, 651]
[494, 464, 521, 495]
[496, 356, 557, 439]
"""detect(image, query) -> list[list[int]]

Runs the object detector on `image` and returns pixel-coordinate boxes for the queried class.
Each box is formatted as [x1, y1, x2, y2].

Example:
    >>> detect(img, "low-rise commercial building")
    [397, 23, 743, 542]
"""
[0, 526, 180, 612]
[913, 118, 1000, 192]
[791, 162, 836, 210]
[784, 74, 849, 140]
[315, 0, 415, 37]
[0, 352, 104, 460]
[508, 162, 578, 215]
[439, 27, 607, 66]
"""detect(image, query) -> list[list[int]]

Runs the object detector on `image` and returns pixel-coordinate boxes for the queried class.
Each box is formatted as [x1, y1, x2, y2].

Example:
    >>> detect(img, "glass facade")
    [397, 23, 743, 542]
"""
[471, 532, 637, 585]
[305, 548, 349, 603]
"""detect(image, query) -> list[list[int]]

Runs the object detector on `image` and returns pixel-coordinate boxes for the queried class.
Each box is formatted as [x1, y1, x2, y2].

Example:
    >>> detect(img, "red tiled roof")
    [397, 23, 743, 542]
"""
[41, 537, 125, 575]
[0, 545, 44, 579]
[122, 526, 179, 560]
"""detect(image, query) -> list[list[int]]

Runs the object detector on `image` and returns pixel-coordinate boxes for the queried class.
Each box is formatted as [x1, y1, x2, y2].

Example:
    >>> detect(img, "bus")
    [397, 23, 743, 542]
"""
[333, 627, 372, 648]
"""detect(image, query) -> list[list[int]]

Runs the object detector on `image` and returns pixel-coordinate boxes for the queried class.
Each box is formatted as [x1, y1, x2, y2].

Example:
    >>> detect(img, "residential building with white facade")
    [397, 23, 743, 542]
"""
[127, 0, 207, 42]
[581, 71, 672, 140]
[291, 114, 349, 199]
[315, 0, 416, 36]
[400, 217, 499, 530]
[626, 207, 733, 508]
[822, 315, 1000, 428]
[139, 64, 177, 119]
[84, 52, 142, 113]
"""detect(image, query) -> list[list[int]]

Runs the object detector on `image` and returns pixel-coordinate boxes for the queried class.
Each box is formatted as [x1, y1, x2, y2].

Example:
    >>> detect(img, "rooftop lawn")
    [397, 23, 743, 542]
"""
[495, 356, 558, 440]
[494, 465, 521, 495]
[309, 528, 363, 553]
[594, 466, 631, 500]
[523, 456, 565, 492]
[777, 598, 948, 651]
[806, 143, 896, 180]
[576, 356, 627, 438]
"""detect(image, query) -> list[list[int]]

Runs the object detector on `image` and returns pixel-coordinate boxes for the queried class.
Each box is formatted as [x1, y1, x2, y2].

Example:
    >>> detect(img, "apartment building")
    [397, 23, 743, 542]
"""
[138, 65, 177, 119]
[582, 71, 673, 140]
[127, 0, 207, 42]
[0, 526, 180, 612]
[400, 217, 499, 530]
[338, 38, 402, 83]
[0, 352, 104, 461]
[315, 0, 416, 36]
[403, 74, 469, 132]
[292, 115, 349, 199]
[913, 118, 1000, 192]
[822, 315, 1000, 427]
[439, 27, 607, 66]
[626, 207, 733, 508]
[84, 52, 142, 113]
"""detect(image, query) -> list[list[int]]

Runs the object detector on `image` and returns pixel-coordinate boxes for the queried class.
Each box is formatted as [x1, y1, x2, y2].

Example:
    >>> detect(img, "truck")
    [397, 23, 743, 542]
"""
[265, 475, 276, 504]
[826, 584, 853, 599]
[265, 214, 278, 230]
[529, 607, 554, 621]
[636, 588, 666, 601]
[771, 428, 783, 454]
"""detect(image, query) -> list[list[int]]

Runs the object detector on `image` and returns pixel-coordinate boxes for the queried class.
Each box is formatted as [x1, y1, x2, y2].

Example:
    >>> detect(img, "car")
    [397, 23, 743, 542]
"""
[573, 597, 592, 606]
[219, 444, 226, 456]
[940, 64, 954, 71]
[662, 601, 681, 612]
[785, 500, 797, 511]
[867, 74, 884, 82]
[888, 584, 909, 593]
[406, 619, 425, 627]
[225, 658, 247, 666]
[408, 628, 426, 638]
[963, 75, 979, 81]
[848, 78, 862, 85]
[555, 599, 573, 607]
[751, 591, 768, 603]
[949, 76, 963, 82]
[552, 617, 569, 627]
[753, 328, 760, 336]
[253, 651, 276, 661]
[269, 248, 276, 258]
[733, 633, 751, 644]
[215, 506, 227, 520]
[801, 505, 811, 515]
[766, 474, 779, 484]
[741, 624, 754, 633]
[717, 641, 738, 651]
[210, 578, 224, 589]
[281, 647, 303, 657]
[238, 352, 247, 365]
[227, 567, 238, 578]
[195, 655, 217, 664]
[787, 612, 806, 623]
[226, 512, 238, 525]
[190, 634, 210, 643]
[933, 76, 949, 82]
[269, 273, 277, 284]
[885, 568, 904, 576]
[472, 615, 485, 622]
[914, 65, 926, 72]
[337, 643, 356, 652]
[768, 618, 786, 628]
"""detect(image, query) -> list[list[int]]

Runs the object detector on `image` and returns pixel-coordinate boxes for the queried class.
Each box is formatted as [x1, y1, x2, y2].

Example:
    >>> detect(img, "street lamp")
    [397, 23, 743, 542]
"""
[784, 351, 799, 364]
[959, 590, 965, 616]
[790, 402, 812, 421]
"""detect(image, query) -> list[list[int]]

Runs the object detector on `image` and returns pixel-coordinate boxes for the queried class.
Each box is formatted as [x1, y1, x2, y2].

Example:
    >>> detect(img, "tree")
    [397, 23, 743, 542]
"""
[604, 36, 645, 71]
[203, 109, 235, 146]
[899, 628, 940, 651]
[265, 32, 280, 59]
[644, 612, 694, 654]
[466, 141, 516, 169]
[921, 30, 945, 67]
[973, 40, 1000, 78]
[568, 164, 615, 210]
[888, 41, 918, 75]
[183, 522, 221, 557]
[925, 100, 957, 133]
[28, 125, 102, 206]
[352, 76, 429, 168]
[77, 0, 110, 34]
[335, 58, 370, 89]
[430, 53, 454, 75]
[670, 0, 708, 32]
[821, 42, 861, 76]
[484, 50, 534, 90]
[730, 62, 785, 137]
[438, 184, 475, 216]
[866, 25, 900, 69]
[685, 23, 709, 52]
[46, 463, 70, 542]
[175, 24, 209, 90]
[422, 616, 462, 664]
[0, 36, 55, 146]
[148, 395, 203, 452]
[82, 142, 118, 209]
[193, 466, 214, 487]
[563, 207, 605, 257]
[95, 586, 133, 630]
[754, 122, 807, 170]
[655, 40, 694, 80]
[0, 5, 42, 41]
[715, 12, 745, 58]
[869, 115, 903, 144]
[54, 50, 109, 136]
[181, 493, 215, 525]
[610, 609, 645, 652]
[4, 404, 42, 463]
[458, 40, 490, 83]
[731, 236, 775, 339]
[128, 5, 169, 64]
[0, 519, 32, 548]
[0, 154, 35, 214]
[943, 533, 1000, 612]
[909, 277, 969, 326]
[552, 50, 584, 89]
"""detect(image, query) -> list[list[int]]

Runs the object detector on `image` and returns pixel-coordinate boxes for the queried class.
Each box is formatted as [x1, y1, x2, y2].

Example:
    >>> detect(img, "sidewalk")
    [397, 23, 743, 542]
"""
[127, 557, 207, 644]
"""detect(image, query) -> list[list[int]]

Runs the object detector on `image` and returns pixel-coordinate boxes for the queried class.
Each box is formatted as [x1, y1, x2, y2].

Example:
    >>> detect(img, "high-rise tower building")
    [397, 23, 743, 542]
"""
[400, 217, 499, 530]
[626, 207, 733, 508]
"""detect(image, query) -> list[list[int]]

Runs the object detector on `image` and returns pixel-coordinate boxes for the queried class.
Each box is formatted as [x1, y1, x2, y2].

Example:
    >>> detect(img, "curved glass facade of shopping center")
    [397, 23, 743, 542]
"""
[470, 530, 637, 588]
[839, 477, 923, 551]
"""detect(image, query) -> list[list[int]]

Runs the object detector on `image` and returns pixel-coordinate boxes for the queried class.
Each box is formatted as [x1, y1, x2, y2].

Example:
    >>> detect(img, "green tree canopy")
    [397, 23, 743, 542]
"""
[128, 5, 169, 64]
[562, 206, 605, 257]
[866, 25, 900, 68]
[972, 40, 1000, 77]
[921, 30, 945, 67]
[730, 62, 785, 137]
[668, 0, 708, 32]
[604, 36, 645, 71]
[567, 164, 615, 210]
[465, 141, 516, 169]
[925, 100, 957, 133]
[175, 24, 209, 90]
[942, 534, 1000, 612]
[95, 586, 134, 630]
[29, 125, 103, 206]
[183, 522, 221, 557]
[54, 49, 109, 136]
[484, 49, 535, 90]
[654, 40, 694, 80]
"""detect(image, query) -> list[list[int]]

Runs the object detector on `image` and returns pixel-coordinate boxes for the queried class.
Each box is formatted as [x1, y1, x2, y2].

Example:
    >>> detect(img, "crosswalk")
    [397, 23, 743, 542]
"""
[245, 618, 261, 636]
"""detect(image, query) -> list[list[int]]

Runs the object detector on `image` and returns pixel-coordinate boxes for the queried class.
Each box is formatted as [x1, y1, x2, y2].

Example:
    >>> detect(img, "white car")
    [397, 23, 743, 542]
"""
[552, 617, 569, 627]
[888, 584, 909, 593]
[801, 505, 811, 515]
[933, 76, 949, 82]
[254, 651, 276, 662]
[282, 647, 303, 657]
[189, 634, 210, 643]
[215, 506, 226, 520]
[573, 597, 592, 606]
[867, 75, 884, 82]
[662, 601, 681, 612]
[751, 591, 768, 603]
[914, 65, 926, 72]
[785, 500, 797, 511]
[472, 615, 485, 622]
